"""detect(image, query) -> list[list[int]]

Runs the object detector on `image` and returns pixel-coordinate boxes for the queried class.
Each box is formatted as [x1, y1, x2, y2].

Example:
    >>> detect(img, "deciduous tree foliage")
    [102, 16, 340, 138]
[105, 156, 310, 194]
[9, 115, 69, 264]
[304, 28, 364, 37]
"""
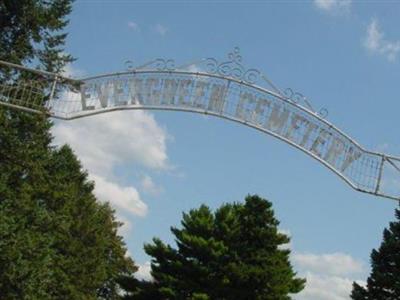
[351, 206, 400, 300]
[121, 195, 305, 300]
[0, 1, 136, 298]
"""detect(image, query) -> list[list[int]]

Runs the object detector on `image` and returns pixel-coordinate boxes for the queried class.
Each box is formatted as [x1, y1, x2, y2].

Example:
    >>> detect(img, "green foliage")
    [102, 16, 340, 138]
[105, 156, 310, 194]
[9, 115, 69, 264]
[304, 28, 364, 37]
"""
[118, 276, 160, 300]
[351, 206, 400, 300]
[122, 195, 305, 300]
[0, 1, 136, 298]
[0, 144, 136, 299]
[0, 0, 73, 70]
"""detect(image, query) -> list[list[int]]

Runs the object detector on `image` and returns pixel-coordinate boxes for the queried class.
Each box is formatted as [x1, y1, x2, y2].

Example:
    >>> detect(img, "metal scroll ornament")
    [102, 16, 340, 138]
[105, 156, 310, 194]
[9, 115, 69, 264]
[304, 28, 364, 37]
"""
[124, 48, 328, 118]
[205, 47, 261, 84]
[283, 88, 329, 119]
[125, 58, 175, 71]
[1, 56, 400, 202]
[125, 60, 135, 71]
[153, 58, 175, 71]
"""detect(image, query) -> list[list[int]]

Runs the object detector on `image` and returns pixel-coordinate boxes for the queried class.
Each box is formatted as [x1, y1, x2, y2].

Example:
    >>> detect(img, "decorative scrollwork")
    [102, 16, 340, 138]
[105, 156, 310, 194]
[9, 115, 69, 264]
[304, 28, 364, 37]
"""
[154, 59, 175, 71]
[205, 47, 261, 84]
[283, 88, 305, 105]
[205, 58, 218, 74]
[125, 60, 135, 71]
[123, 50, 328, 119]
[284, 88, 329, 119]
[124, 59, 175, 72]
[318, 108, 329, 119]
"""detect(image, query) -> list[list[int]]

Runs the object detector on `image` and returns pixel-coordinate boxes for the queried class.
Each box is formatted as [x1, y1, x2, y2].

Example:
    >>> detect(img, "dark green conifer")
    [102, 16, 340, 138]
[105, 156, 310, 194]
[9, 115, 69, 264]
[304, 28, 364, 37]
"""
[0, 1, 136, 298]
[351, 206, 400, 300]
[122, 195, 305, 300]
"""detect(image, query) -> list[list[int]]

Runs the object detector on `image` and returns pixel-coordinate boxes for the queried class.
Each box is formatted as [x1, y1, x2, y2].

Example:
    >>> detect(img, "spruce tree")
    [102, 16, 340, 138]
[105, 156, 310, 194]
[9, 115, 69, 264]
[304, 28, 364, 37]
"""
[351, 206, 400, 300]
[0, 1, 136, 298]
[122, 195, 305, 300]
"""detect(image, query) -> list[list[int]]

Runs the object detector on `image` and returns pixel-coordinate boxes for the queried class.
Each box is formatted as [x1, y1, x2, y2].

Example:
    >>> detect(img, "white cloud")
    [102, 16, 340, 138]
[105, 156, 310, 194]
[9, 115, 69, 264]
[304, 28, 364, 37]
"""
[140, 174, 163, 196]
[293, 252, 364, 276]
[135, 261, 153, 281]
[364, 19, 400, 62]
[294, 272, 360, 300]
[62, 64, 85, 79]
[313, 0, 351, 15]
[52, 111, 169, 175]
[52, 110, 170, 221]
[154, 23, 168, 36]
[292, 252, 366, 300]
[128, 21, 139, 31]
[91, 174, 147, 217]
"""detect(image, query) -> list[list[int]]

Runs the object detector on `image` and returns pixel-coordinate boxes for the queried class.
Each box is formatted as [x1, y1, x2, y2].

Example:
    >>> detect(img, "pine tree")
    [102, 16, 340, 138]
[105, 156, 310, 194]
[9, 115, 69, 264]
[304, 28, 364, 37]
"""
[122, 195, 305, 300]
[46, 146, 136, 299]
[351, 206, 400, 300]
[0, 1, 136, 298]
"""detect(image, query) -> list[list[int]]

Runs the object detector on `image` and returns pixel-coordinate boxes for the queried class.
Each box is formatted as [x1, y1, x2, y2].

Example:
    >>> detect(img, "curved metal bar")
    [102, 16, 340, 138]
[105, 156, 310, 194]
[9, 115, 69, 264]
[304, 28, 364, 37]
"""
[54, 105, 364, 187]
[50, 105, 399, 201]
[1, 61, 399, 202]
[0, 60, 80, 83]
[78, 69, 376, 154]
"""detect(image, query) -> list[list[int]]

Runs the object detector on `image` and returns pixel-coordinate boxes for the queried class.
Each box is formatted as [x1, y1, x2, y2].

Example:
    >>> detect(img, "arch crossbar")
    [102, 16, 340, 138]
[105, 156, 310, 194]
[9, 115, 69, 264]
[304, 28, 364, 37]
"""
[1, 56, 400, 202]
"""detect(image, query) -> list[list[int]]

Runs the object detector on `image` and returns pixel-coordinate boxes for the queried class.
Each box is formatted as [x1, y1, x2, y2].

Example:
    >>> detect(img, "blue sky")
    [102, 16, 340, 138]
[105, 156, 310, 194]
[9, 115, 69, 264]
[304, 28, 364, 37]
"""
[52, 1, 400, 298]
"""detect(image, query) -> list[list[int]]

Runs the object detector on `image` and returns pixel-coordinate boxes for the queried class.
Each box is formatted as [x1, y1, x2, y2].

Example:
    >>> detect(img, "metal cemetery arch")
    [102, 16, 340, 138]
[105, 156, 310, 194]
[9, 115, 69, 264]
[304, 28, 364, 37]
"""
[1, 48, 400, 201]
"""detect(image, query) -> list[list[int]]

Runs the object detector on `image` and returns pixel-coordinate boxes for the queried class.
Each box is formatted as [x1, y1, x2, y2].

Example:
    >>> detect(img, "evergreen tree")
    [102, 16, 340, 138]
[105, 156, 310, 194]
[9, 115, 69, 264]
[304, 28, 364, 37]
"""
[122, 195, 305, 300]
[350, 206, 400, 300]
[0, 1, 136, 298]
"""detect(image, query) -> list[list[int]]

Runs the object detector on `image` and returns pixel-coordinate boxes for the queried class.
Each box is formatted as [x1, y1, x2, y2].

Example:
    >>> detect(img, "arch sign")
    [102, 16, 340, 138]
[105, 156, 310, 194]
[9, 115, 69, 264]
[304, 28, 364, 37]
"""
[1, 48, 400, 201]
